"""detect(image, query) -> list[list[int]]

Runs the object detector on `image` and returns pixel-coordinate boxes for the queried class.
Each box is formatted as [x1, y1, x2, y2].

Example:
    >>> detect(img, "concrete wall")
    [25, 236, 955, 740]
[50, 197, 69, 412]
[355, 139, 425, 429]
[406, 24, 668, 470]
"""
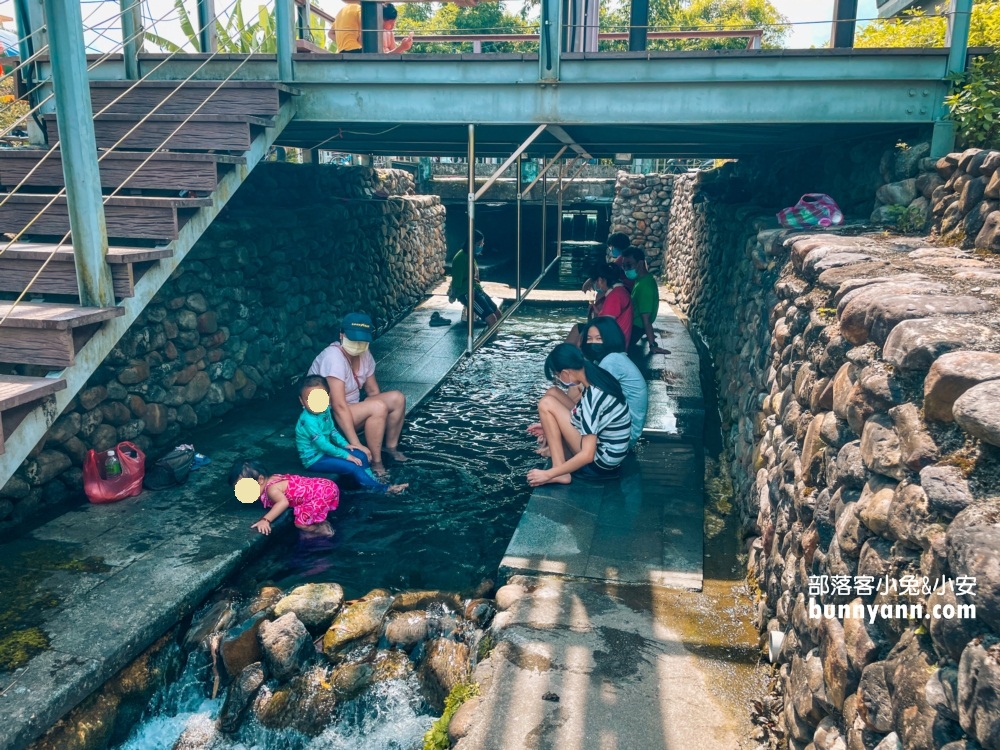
[664, 151, 1000, 749]
[0, 165, 446, 534]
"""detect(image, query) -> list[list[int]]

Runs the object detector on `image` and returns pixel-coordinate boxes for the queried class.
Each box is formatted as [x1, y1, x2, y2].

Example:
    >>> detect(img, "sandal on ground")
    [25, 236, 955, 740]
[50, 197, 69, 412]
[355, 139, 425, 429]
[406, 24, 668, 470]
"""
[429, 311, 452, 327]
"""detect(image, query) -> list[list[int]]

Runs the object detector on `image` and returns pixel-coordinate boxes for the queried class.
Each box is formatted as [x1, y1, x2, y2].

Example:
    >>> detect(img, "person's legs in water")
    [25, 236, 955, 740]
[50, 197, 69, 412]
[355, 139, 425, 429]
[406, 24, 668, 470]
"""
[366, 390, 408, 464]
[348, 398, 388, 472]
[536, 393, 583, 485]
[297, 521, 335, 536]
[311, 450, 408, 493]
[529, 386, 577, 456]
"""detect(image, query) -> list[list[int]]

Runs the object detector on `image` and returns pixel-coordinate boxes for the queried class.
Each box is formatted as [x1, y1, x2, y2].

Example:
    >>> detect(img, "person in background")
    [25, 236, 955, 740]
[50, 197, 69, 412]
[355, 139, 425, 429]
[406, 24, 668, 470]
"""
[307, 313, 408, 475]
[331, 1, 412, 53]
[621, 246, 670, 355]
[449, 229, 501, 327]
[527, 343, 632, 486]
[295, 376, 407, 493]
[581, 316, 647, 447]
[566, 263, 633, 348]
[582, 232, 634, 298]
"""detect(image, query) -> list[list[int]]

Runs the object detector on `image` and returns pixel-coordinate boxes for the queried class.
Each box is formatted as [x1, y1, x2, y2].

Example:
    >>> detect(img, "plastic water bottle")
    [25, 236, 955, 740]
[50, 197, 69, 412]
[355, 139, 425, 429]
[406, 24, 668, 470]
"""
[105, 449, 122, 478]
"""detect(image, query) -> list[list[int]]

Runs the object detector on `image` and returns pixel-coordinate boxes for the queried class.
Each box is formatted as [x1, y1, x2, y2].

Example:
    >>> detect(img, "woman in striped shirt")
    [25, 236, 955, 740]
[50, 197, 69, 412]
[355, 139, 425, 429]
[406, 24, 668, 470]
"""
[527, 343, 633, 486]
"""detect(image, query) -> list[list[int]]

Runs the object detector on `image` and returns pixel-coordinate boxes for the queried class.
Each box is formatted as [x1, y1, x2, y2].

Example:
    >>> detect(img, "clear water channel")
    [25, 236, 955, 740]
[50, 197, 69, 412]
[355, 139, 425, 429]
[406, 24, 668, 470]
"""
[111, 304, 615, 750]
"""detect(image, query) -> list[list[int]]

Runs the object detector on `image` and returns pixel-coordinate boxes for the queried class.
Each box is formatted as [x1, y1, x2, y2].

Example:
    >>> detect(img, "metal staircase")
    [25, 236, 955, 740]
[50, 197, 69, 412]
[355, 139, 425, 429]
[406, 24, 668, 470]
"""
[0, 77, 296, 486]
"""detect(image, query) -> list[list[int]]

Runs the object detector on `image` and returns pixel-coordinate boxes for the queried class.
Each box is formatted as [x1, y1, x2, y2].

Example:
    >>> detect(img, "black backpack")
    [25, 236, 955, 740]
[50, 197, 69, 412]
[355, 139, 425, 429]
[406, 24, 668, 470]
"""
[143, 446, 196, 490]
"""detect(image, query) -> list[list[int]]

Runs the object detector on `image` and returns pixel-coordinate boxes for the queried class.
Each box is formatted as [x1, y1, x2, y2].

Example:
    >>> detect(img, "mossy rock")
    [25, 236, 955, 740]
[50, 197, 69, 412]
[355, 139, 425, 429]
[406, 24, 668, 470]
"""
[0, 627, 49, 671]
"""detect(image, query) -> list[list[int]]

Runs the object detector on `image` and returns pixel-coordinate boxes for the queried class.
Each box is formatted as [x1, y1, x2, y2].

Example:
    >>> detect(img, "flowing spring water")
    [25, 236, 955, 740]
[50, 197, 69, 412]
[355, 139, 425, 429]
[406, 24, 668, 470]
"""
[111, 305, 578, 749]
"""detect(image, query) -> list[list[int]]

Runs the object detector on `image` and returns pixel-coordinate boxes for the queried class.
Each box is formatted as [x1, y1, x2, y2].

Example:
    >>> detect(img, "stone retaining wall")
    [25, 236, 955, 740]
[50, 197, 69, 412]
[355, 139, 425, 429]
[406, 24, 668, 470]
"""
[609, 171, 674, 273]
[873, 144, 1000, 254]
[0, 164, 446, 534]
[666, 165, 1000, 750]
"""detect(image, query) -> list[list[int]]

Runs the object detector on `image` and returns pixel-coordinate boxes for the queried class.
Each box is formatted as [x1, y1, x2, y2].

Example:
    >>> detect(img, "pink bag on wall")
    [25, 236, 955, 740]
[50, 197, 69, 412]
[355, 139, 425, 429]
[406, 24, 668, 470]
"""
[777, 194, 844, 229]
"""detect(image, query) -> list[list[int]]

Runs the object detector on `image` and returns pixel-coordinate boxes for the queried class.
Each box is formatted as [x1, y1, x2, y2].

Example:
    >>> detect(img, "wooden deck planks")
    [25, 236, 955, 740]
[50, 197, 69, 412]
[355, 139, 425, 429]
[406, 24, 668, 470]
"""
[46, 115, 265, 152]
[0, 375, 66, 411]
[88, 80, 288, 116]
[0, 150, 228, 192]
[0, 302, 125, 329]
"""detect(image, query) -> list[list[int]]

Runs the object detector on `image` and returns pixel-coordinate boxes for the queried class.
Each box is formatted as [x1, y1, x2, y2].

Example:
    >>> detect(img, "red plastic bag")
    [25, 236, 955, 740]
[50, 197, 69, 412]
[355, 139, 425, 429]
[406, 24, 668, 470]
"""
[83, 441, 146, 504]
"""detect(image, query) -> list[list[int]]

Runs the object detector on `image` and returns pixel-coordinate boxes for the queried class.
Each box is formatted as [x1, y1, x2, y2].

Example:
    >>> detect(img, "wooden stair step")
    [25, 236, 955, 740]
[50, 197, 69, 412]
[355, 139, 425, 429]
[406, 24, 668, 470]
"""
[0, 193, 211, 240]
[0, 242, 173, 299]
[88, 80, 297, 117]
[0, 148, 244, 192]
[0, 374, 67, 454]
[0, 301, 125, 367]
[46, 114, 272, 152]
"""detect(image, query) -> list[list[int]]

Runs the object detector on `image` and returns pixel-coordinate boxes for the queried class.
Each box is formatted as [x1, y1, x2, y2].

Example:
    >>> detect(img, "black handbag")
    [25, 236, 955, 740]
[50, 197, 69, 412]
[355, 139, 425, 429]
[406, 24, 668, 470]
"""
[143, 446, 196, 490]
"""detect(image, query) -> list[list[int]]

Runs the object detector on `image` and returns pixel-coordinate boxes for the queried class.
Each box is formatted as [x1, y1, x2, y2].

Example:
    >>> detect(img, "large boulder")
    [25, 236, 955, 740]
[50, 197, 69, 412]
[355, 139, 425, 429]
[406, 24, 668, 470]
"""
[273, 583, 344, 631]
[885, 319, 995, 374]
[219, 662, 266, 734]
[924, 351, 1000, 422]
[419, 638, 471, 710]
[259, 613, 315, 682]
[958, 639, 1000, 749]
[322, 589, 394, 659]
[954, 381, 1000, 447]
[947, 500, 1000, 633]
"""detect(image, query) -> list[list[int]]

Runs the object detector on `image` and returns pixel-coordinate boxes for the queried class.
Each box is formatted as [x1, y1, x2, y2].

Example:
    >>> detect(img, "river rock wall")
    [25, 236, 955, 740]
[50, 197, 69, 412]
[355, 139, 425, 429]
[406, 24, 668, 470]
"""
[666, 163, 1000, 750]
[869, 143, 1000, 254]
[609, 172, 674, 274]
[0, 165, 446, 534]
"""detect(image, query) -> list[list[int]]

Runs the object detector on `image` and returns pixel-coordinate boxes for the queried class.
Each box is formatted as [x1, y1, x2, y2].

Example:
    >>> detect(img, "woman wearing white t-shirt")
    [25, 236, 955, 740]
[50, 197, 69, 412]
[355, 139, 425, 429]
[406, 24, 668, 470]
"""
[307, 313, 408, 475]
[580, 316, 647, 447]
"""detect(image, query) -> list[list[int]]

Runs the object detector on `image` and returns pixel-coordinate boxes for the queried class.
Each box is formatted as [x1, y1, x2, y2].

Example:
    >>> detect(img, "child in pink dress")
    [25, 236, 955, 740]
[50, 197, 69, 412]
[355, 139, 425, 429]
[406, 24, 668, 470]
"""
[229, 460, 339, 536]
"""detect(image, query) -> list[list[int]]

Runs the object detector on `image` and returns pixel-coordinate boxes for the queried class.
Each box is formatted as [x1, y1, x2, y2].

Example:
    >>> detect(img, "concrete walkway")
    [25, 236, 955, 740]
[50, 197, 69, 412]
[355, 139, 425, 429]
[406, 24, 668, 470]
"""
[0, 294, 468, 750]
[500, 301, 706, 591]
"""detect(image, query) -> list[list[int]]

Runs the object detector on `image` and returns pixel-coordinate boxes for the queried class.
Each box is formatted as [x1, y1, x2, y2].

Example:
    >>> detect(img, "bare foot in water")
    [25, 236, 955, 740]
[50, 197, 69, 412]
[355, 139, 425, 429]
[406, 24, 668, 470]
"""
[526, 422, 544, 438]
[527, 468, 571, 487]
[387, 483, 409, 494]
[298, 521, 335, 537]
[386, 447, 409, 463]
[371, 461, 388, 476]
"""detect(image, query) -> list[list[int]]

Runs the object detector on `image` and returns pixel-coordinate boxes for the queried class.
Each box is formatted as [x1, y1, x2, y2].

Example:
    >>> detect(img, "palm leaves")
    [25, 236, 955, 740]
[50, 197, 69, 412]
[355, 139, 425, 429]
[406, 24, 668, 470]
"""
[143, 0, 279, 53]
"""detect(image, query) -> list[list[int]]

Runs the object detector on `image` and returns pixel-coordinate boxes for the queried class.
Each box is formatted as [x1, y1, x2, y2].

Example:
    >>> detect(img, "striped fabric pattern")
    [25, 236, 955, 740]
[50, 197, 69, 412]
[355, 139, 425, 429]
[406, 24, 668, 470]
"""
[570, 385, 633, 471]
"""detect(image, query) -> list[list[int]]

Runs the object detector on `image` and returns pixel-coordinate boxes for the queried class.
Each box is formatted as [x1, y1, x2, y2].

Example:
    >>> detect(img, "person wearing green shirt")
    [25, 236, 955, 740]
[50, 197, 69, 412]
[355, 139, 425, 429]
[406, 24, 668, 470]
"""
[621, 246, 670, 355]
[448, 230, 500, 326]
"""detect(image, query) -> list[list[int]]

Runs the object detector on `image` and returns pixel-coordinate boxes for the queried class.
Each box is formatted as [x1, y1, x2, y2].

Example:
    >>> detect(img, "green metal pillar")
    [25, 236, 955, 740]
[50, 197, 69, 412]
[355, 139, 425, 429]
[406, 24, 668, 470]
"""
[539, 0, 561, 81]
[43, 0, 114, 307]
[120, 0, 142, 79]
[516, 153, 522, 303]
[196, 0, 217, 53]
[629, 0, 648, 52]
[275, 0, 294, 79]
[361, 1, 383, 53]
[466, 123, 475, 355]
[297, 0, 311, 41]
[932, 0, 973, 157]
[831, 0, 857, 48]
[13, 0, 47, 144]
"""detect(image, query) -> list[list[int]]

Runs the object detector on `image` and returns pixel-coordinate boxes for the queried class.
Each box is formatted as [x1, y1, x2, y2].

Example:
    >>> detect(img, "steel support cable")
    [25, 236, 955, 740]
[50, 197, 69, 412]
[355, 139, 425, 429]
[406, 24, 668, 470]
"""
[0, 0, 241, 230]
[0, 0, 130, 91]
[0, 6, 279, 327]
[0, 0, 176, 143]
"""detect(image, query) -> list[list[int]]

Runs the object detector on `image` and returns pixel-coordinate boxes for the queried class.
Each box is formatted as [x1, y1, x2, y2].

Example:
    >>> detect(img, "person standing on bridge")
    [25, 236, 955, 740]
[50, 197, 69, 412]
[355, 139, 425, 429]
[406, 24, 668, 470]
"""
[331, 1, 413, 53]
[307, 313, 409, 475]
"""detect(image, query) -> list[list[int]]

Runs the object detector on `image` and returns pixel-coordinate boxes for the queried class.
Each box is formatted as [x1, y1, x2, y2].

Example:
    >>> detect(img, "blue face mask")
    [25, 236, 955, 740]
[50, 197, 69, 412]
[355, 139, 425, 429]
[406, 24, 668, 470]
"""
[474, 244, 484, 256]
[556, 378, 580, 390]
[609, 248, 622, 259]
[624, 268, 639, 281]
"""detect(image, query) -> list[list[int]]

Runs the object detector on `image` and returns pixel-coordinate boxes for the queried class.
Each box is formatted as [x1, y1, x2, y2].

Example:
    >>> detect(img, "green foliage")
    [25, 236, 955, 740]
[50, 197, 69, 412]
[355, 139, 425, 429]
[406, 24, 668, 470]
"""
[882, 203, 928, 233]
[856, 1, 1000, 48]
[423, 682, 480, 750]
[601, 0, 788, 51]
[857, 2, 1000, 149]
[0, 627, 49, 671]
[399, 3, 534, 53]
[144, 0, 286, 53]
[946, 53, 1000, 149]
